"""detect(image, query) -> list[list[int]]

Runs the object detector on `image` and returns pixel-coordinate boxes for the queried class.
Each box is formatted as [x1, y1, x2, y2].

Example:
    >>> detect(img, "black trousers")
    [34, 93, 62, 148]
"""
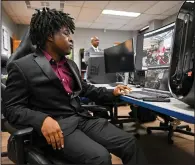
[40, 116, 147, 165]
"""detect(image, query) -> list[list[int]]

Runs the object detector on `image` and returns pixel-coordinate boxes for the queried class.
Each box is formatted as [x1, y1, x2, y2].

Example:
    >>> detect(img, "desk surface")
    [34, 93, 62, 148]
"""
[93, 84, 195, 124]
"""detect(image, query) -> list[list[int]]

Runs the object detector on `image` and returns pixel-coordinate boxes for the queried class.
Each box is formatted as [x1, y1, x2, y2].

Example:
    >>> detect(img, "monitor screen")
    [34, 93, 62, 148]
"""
[142, 23, 175, 68]
[104, 39, 135, 73]
[144, 68, 170, 91]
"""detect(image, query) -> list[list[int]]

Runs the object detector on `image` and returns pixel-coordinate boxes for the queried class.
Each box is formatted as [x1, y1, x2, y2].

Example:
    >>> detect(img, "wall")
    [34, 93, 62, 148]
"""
[1, 7, 18, 57]
[149, 20, 162, 31]
[17, 24, 29, 40]
[162, 13, 177, 26]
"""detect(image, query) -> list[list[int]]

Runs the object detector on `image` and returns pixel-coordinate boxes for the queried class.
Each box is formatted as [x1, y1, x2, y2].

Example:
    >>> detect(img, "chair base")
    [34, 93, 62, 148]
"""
[147, 123, 194, 144]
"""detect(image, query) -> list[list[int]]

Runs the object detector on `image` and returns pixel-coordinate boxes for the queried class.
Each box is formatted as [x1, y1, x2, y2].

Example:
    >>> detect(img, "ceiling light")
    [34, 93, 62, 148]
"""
[102, 10, 140, 17]
[187, 1, 194, 3]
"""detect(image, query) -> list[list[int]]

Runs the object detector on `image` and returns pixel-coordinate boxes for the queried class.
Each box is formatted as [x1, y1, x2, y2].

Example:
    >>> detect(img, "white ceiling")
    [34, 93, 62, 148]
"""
[2, 1, 184, 31]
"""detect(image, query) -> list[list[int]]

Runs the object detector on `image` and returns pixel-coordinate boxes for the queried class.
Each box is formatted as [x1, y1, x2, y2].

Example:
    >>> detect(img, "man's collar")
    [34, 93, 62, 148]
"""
[91, 45, 98, 50]
[41, 49, 67, 64]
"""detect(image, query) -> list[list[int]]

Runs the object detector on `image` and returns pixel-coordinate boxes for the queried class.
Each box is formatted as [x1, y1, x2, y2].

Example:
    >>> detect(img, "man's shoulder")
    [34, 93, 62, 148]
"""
[8, 53, 35, 70]
[67, 58, 77, 67]
[13, 53, 35, 64]
[85, 47, 94, 53]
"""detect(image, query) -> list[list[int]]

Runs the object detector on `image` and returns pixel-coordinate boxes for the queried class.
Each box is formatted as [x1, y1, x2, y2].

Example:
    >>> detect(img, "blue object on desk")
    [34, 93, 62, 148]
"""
[120, 95, 195, 124]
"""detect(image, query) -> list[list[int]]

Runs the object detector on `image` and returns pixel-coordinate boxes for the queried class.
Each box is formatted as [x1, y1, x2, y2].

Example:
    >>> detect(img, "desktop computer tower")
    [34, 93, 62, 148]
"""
[169, 1, 195, 108]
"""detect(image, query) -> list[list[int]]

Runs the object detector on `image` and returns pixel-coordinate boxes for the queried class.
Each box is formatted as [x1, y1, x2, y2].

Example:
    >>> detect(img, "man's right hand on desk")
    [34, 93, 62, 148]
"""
[41, 117, 64, 150]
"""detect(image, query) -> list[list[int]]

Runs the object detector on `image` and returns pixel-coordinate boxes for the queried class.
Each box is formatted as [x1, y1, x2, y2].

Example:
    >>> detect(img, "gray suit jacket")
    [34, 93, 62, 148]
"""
[84, 46, 102, 65]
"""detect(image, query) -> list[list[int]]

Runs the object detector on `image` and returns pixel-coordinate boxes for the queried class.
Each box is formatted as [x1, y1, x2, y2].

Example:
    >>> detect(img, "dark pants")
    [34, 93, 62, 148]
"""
[41, 117, 147, 165]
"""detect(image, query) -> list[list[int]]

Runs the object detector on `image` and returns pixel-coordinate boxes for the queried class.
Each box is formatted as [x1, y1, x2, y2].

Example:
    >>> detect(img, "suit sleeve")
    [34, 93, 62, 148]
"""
[72, 60, 117, 104]
[3, 62, 49, 134]
[79, 81, 116, 104]
[84, 49, 90, 65]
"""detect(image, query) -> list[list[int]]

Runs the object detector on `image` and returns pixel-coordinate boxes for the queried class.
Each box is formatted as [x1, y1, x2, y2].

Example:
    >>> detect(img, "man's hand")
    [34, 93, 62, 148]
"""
[41, 117, 64, 150]
[113, 85, 132, 96]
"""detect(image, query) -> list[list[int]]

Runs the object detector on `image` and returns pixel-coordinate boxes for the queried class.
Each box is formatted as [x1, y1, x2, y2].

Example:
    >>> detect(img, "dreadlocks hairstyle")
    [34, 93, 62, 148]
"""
[30, 7, 75, 48]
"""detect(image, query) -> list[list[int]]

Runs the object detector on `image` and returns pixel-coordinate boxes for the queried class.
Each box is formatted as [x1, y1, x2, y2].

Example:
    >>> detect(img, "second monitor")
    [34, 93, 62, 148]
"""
[104, 39, 135, 73]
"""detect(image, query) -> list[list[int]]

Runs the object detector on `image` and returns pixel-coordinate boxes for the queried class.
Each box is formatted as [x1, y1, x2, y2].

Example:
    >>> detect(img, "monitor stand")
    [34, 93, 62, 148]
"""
[124, 72, 129, 85]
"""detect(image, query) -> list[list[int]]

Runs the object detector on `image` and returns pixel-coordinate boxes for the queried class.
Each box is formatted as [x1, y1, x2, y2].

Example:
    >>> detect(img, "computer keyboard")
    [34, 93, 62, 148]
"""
[126, 91, 170, 100]
[108, 82, 124, 87]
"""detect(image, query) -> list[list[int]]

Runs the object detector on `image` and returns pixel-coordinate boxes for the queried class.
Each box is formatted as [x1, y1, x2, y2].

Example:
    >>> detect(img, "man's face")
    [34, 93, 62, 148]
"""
[50, 26, 73, 56]
[91, 37, 99, 47]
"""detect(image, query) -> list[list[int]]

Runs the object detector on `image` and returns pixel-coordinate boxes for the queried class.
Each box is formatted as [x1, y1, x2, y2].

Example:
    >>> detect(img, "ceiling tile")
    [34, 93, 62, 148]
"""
[75, 21, 92, 28]
[63, 6, 81, 20]
[2, 1, 14, 15]
[64, 1, 84, 7]
[155, 15, 169, 20]
[121, 14, 157, 30]
[83, 1, 109, 9]
[29, 1, 42, 8]
[48, 2, 61, 9]
[77, 8, 102, 22]
[162, 2, 183, 16]
[127, 1, 158, 13]
[98, 13, 135, 20]
[95, 15, 130, 24]
[131, 14, 157, 24]
[105, 23, 125, 30]
[145, 1, 182, 15]
[119, 24, 136, 31]
[89, 22, 109, 29]
[9, 1, 35, 17]
[105, 1, 134, 11]
[12, 16, 22, 24]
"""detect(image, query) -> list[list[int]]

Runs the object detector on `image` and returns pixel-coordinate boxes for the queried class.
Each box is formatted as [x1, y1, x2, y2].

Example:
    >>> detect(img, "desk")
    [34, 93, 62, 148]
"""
[93, 84, 195, 124]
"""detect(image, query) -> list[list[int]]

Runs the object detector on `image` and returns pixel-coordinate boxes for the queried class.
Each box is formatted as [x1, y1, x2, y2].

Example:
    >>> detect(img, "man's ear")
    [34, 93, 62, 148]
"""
[47, 34, 54, 42]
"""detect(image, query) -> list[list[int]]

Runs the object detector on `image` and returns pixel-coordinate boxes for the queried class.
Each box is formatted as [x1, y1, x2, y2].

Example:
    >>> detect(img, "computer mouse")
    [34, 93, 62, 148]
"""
[135, 85, 141, 88]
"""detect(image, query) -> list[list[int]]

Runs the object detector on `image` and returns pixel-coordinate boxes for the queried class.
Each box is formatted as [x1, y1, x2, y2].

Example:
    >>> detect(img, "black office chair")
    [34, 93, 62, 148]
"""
[1, 54, 9, 157]
[2, 28, 117, 164]
[146, 70, 194, 144]
[1, 54, 9, 85]
[1, 83, 9, 158]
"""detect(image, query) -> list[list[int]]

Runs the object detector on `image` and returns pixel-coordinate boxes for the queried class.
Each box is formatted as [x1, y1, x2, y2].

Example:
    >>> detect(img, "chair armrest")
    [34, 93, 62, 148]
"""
[5, 122, 34, 164]
[13, 127, 33, 137]
[4, 121, 33, 136]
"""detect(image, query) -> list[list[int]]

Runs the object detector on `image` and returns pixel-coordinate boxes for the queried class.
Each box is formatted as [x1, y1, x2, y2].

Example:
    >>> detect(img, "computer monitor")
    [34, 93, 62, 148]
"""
[144, 68, 170, 91]
[142, 23, 175, 68]
[104, 39, 135, 73]
[87, 52, 117, 84]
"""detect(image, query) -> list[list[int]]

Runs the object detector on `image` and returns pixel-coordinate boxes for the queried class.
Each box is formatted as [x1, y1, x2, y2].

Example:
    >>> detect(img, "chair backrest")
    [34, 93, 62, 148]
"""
[1, 83, 6, 115]
[87, 55, 117, 84]
[1, 54, 9, 84]
[1, 54, 8, 68]
[7, 27, 36, 65]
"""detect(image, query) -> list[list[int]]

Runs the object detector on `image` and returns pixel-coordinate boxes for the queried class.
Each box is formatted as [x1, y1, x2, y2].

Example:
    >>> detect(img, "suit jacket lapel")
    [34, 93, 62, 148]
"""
[33, 50, 64, 90]
[67, 59, 82, 93]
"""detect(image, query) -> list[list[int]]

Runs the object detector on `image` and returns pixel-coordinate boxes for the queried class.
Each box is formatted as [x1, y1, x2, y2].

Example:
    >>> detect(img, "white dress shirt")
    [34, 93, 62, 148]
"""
[92, 45, 99, 52]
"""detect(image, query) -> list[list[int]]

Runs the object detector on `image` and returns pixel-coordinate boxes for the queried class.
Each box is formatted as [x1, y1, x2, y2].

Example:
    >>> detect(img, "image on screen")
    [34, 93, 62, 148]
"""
[142, 25, 175, 67]
[144, 69, 169, 91]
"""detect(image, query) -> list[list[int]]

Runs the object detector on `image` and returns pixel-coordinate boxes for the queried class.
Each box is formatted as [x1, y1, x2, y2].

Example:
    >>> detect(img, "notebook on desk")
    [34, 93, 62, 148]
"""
[126, 67, 172, 99]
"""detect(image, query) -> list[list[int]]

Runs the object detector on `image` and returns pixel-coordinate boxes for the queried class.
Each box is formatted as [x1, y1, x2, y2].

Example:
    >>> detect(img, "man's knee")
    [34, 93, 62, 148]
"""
[123, 134, 138, 152]
[87, 149, 112, 165]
